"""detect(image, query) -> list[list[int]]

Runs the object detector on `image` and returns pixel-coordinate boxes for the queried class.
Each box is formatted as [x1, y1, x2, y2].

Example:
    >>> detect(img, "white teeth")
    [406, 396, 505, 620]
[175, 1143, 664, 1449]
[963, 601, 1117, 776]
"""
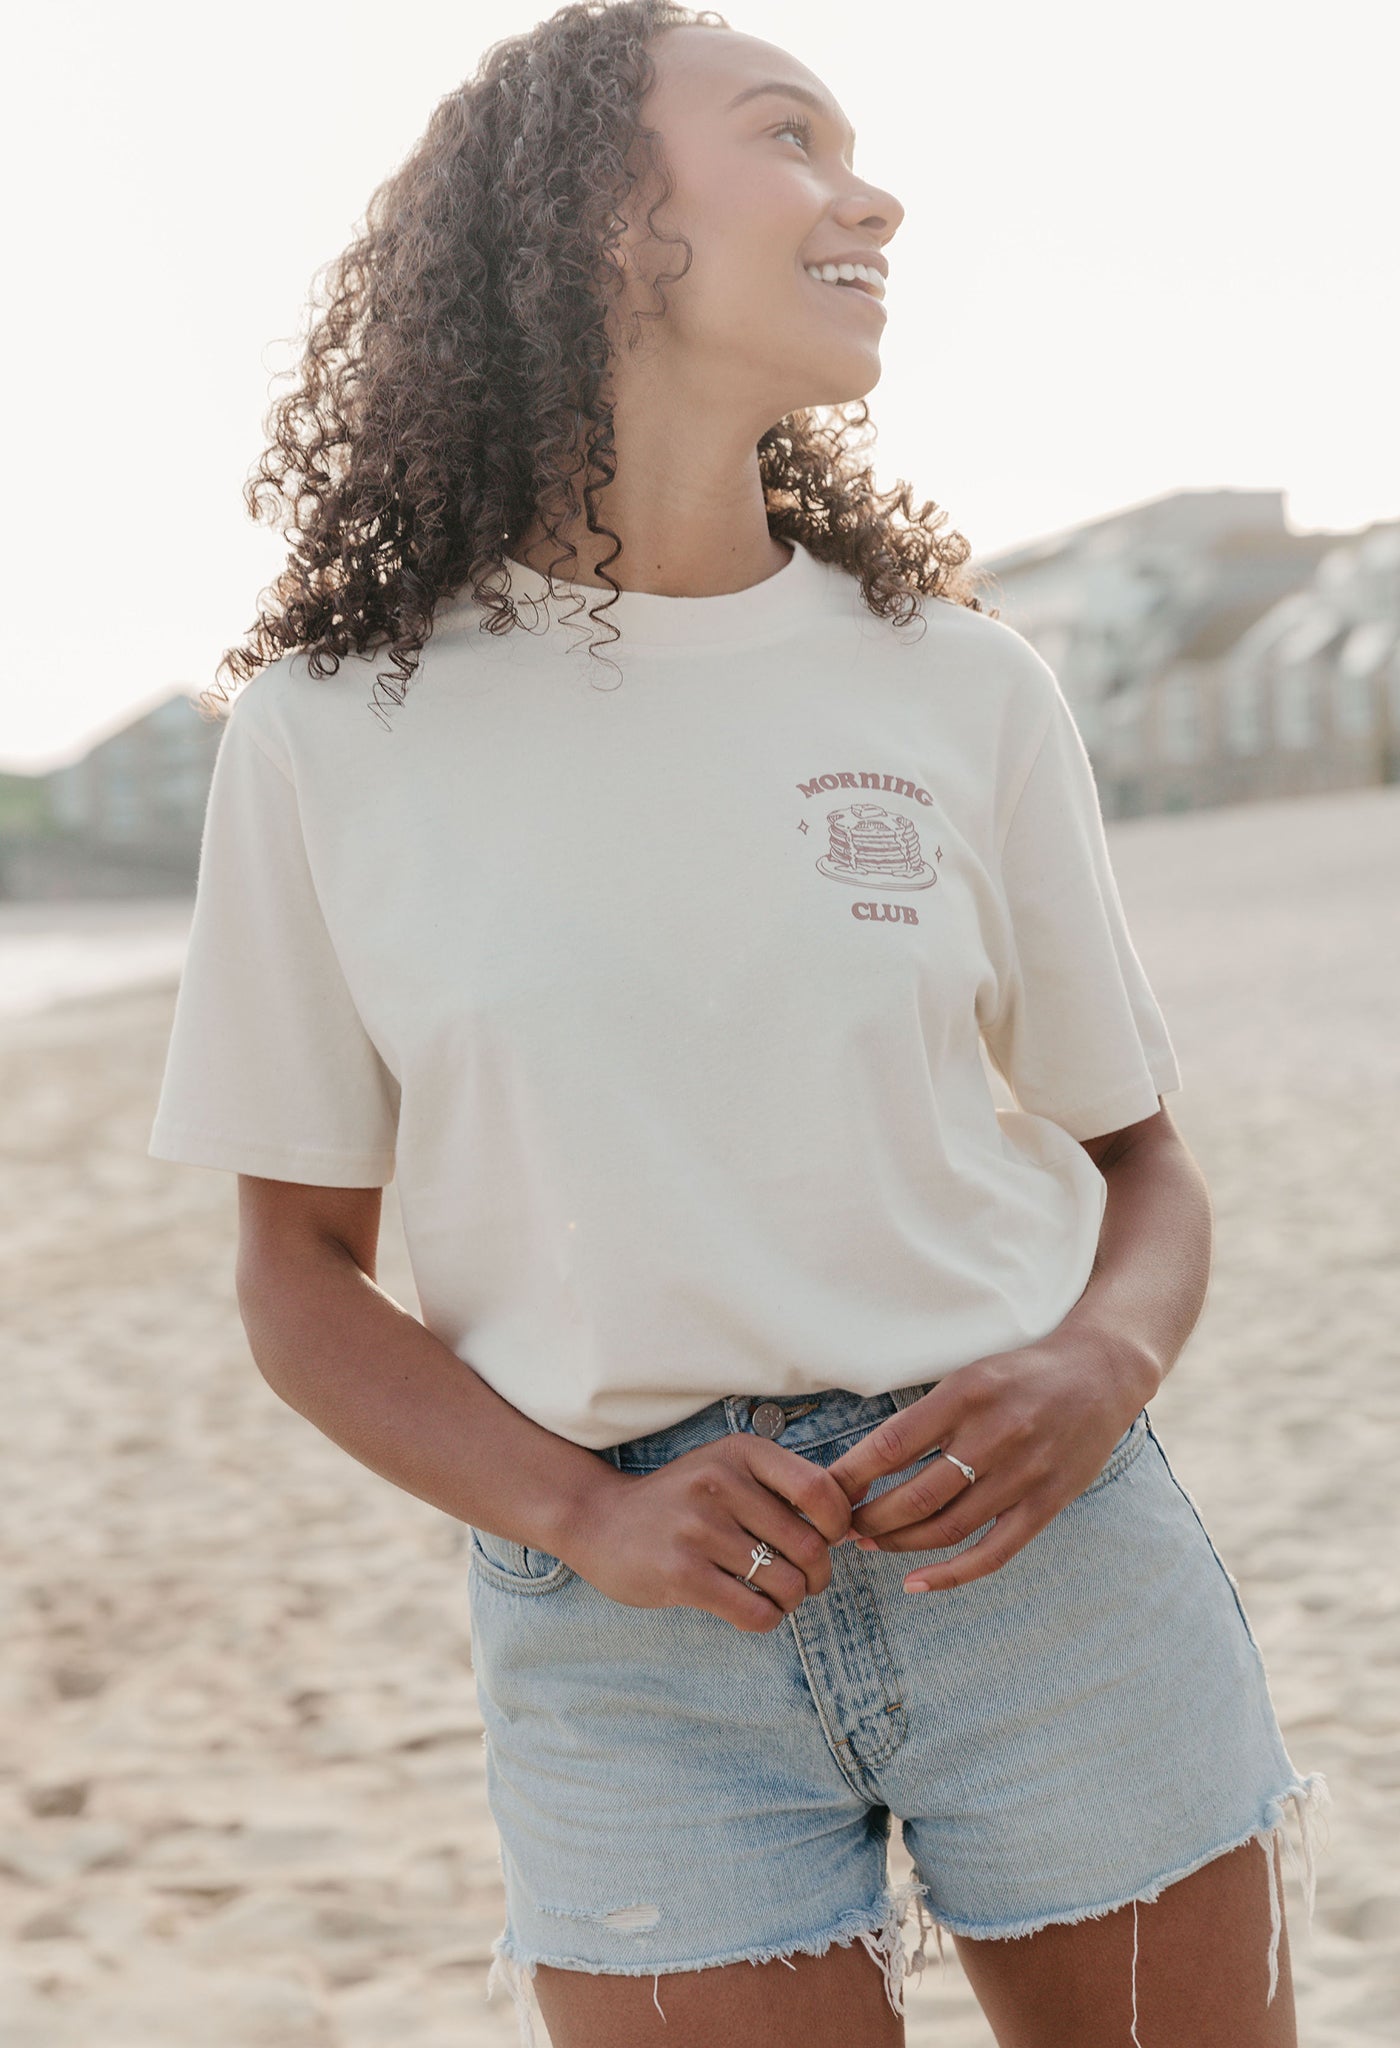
[803, 261, 885, 299]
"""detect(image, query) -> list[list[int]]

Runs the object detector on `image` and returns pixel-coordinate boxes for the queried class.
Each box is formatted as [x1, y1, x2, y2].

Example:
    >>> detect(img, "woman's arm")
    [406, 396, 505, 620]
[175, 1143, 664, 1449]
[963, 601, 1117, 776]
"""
[1063, 1101, 1214, 1410]
[234, 1176, 625, 1560]
[826, 1102, 1216, 1588]
[234, 1179, 857, 1626]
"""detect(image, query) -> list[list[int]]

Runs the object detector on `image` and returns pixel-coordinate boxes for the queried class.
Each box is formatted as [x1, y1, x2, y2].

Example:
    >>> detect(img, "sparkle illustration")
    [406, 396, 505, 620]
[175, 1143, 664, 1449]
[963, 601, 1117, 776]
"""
[817, 803, 939, 889]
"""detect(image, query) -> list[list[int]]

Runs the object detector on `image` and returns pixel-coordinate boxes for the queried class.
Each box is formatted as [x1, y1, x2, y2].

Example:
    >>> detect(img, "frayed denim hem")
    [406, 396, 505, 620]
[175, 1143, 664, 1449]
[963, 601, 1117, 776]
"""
[485, 1776, 1329, 2047]
[484, 1872, 936, 2047]
[916, 1774, 1332, 2047]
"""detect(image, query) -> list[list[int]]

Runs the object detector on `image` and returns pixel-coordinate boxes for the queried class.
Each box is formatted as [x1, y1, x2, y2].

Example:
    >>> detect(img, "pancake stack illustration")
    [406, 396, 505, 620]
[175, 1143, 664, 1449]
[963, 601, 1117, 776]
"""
[817, 802, 938, 889]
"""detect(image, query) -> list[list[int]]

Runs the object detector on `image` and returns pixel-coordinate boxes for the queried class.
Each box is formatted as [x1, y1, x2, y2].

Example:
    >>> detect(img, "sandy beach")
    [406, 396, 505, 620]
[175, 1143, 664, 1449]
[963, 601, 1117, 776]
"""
[2, 782, 1397, 2046]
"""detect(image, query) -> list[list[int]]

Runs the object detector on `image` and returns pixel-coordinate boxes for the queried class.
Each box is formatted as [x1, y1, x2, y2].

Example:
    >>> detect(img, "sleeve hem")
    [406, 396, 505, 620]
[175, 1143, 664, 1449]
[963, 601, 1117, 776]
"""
[1020, 1063, 1182, 1143]
[147, 1126, 396, 1186]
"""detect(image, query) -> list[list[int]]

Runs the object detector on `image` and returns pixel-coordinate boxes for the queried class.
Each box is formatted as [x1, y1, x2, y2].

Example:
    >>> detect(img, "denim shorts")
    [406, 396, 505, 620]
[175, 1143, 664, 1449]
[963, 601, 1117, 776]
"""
[469, 1380, 1330, 2046]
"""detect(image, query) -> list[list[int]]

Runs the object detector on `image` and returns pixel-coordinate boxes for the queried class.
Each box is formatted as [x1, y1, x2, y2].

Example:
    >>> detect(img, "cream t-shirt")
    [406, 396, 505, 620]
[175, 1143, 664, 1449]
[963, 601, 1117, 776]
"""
[148, 538, 1181, 1449]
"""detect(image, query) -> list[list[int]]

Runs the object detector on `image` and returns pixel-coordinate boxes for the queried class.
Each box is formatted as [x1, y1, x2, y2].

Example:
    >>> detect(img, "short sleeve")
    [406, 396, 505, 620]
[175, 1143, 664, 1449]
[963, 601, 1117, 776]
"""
[147, 691, 400, 1185]
[981, 673, 1182, 1142]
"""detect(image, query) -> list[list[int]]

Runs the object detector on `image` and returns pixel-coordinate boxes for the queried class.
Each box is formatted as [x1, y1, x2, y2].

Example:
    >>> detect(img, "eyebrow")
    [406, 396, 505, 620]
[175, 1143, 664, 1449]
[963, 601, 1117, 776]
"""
[723, 80, 857, 158]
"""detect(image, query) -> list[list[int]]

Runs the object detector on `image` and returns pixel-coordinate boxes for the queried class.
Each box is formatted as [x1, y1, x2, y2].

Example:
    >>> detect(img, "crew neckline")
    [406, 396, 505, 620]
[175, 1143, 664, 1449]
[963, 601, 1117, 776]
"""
[440, 536, 834, 648]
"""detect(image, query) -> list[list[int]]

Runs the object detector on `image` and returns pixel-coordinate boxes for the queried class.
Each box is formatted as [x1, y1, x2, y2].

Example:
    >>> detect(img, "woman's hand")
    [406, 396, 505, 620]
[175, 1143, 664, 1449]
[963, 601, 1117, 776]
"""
[825, 1327, 1158, 1593]
[559, 1437, 854, 1632]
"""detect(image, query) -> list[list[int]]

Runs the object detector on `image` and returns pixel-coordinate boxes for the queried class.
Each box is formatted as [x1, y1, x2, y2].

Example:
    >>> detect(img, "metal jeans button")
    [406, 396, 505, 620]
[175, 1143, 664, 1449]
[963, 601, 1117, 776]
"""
[750, 1401, 786, 1438]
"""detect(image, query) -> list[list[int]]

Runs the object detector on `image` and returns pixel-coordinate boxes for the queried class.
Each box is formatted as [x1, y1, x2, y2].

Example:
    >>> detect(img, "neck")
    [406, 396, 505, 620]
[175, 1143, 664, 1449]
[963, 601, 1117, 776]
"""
[508, 380, 790, 598]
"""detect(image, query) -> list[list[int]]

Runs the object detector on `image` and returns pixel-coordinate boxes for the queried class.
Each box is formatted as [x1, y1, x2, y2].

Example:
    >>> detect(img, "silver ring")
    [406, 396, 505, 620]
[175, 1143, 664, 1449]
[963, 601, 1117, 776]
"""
[741, 1541, 775, 1584]
[941, 1451, 976, 1486]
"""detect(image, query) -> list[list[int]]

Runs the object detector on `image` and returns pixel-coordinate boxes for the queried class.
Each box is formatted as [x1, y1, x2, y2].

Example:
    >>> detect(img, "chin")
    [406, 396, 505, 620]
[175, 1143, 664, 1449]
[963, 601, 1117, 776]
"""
[787, 360, 884, 408]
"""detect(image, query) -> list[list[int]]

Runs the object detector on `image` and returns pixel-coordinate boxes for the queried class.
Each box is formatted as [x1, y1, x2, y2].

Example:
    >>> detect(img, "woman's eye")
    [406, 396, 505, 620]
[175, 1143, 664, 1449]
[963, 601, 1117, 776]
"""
[774, 115, 815, 151]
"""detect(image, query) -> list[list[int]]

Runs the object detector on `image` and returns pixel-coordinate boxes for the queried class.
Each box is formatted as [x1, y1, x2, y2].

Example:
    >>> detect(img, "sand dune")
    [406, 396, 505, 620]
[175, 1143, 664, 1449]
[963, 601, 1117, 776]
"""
[2, 784, 1397, 2044]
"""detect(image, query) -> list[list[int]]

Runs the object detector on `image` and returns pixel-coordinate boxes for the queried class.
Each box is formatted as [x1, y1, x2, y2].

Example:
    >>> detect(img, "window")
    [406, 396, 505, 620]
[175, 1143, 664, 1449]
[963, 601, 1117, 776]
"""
[1334, 621, 1394, 739]
[1332, 666, 1375, 739]
[1101, 688, 1145, 771]
[1158, 672, 1200, 763]
[1274, 664, 1315, 749]
[1223, 669, 1265, 755]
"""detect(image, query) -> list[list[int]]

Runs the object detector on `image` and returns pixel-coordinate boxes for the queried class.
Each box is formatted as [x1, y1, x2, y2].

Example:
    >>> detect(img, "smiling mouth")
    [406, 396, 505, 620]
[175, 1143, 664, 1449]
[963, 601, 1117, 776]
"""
[805, 272, 887, 311]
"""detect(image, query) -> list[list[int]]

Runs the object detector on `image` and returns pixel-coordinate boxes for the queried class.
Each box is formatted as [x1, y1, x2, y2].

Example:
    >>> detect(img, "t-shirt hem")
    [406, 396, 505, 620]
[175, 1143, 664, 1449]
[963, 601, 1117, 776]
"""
[1029, 1062, 1182, 1142]
[147, 1125, 396, 1186]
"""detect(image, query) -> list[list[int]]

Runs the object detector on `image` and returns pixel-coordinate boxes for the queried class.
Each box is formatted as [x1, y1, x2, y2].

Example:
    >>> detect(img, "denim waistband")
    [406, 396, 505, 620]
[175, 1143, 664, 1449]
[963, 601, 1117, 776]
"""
[599, 1380, 942, 1473]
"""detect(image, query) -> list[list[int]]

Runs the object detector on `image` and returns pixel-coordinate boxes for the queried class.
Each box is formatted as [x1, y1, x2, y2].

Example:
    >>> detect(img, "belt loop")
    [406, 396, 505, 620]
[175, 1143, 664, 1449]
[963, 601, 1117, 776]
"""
[888, 1378, 938, 1414]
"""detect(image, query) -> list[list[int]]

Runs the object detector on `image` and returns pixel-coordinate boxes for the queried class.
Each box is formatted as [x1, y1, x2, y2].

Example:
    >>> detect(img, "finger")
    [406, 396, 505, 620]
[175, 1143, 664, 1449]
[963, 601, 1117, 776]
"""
[742, 1438, 854, 1545]
[849, 1451, 977, 1539]
[706, 1565, 793, 1634]
[723, 1531, 808, 1611]
[856, 1486, 1011, 1556]
[736, 1485, 841, 1595]
[825, 1393, 959, 1506]
[900, 1501, 1047, 1591]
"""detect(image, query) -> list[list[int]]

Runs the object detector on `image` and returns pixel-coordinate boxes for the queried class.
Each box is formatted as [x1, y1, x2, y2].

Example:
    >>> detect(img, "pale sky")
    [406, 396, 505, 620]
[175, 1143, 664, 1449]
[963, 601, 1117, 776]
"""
[5, 0, 1394, 772]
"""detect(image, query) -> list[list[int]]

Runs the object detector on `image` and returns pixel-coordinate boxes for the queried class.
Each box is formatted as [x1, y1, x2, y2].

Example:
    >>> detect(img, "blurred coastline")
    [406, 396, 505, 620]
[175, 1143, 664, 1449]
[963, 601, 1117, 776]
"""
[4, 492, 1398, 912]
[2, 784, 1397, 2045]
[0, 900, 193, 1022]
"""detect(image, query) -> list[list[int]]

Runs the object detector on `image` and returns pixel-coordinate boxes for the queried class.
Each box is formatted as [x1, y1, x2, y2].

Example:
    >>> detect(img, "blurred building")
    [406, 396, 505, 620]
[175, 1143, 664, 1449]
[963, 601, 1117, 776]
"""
[4, 491, 1398, 900]
[0, 693, 221, 899]
[980, 489, 1400, 816]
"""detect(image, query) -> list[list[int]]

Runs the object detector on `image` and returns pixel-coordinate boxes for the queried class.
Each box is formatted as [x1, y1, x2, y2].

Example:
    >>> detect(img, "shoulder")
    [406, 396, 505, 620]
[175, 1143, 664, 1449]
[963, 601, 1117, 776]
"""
[199, 661, 292, 784]
[853, 584, 1063, 749]
[921, 596, 1057, 692]
[216, 644, 392, 783]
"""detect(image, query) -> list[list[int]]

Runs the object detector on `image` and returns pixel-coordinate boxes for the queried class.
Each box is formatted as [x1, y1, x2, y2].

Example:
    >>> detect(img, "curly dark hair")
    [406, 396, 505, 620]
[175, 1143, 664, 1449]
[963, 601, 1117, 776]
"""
[208, 0, 997, 723]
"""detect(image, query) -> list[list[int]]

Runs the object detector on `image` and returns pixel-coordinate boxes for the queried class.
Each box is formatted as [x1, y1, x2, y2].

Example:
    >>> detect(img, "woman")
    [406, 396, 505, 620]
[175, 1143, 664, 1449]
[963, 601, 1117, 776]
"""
[148, 4, 1329, 2044]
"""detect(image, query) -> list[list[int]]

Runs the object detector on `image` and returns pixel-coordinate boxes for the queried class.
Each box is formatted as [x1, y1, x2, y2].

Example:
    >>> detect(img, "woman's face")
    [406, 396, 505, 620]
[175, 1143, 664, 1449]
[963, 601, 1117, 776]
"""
[614, 26, 904, 424]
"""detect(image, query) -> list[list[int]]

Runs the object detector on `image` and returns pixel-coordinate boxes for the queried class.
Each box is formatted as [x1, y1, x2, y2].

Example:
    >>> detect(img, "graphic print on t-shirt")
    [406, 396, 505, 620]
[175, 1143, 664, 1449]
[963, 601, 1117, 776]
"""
[818, 802, 938, 889]
[795, 770, 942, 893]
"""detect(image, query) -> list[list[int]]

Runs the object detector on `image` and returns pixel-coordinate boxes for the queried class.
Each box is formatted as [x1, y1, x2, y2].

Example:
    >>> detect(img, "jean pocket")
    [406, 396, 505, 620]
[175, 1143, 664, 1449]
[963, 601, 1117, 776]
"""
[1078, 1407, 1150, 1498]
[468, 1524, 577, 1594]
